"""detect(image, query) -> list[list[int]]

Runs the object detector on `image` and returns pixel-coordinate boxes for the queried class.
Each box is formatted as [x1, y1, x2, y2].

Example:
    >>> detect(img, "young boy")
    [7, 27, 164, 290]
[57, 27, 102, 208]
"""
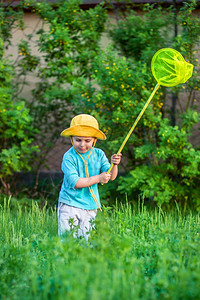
[58, 114, 121, 241]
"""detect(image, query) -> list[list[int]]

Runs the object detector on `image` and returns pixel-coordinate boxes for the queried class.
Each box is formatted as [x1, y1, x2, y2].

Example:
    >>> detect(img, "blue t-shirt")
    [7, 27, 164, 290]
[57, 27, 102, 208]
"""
[59, 147, 111, 210]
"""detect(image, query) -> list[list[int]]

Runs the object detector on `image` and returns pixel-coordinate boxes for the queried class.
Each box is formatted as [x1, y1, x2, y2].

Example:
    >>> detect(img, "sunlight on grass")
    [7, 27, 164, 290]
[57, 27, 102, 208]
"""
[0, 197, 200, 299]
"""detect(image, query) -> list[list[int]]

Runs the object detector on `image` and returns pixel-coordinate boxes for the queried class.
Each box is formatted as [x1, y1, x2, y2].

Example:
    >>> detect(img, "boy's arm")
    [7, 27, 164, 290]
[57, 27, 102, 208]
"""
[75, 172, 111, 188]
[110, 165, 118, 181]
[75, 152, 122, 188]
[110, 153, 122, 181]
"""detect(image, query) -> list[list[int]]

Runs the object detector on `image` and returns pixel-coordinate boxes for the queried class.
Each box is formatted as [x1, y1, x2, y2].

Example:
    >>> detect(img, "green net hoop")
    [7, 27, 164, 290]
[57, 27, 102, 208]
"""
[151, 48, 194, 87]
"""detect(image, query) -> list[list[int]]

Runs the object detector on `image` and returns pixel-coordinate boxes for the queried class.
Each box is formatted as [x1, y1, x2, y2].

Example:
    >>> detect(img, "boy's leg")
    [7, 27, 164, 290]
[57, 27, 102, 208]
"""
[79, 209, 97, 241]
[58, 203, 79, 236]
[58, 203, 97, 240]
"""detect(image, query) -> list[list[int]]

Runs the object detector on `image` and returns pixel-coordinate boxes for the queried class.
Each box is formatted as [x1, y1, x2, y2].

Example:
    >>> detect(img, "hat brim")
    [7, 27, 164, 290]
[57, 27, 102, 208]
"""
[60, 125, 106, 140]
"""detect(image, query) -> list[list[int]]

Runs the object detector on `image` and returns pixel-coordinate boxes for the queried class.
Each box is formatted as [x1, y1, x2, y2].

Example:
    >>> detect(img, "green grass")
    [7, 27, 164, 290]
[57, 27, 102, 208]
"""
[0, 198, 200, 300]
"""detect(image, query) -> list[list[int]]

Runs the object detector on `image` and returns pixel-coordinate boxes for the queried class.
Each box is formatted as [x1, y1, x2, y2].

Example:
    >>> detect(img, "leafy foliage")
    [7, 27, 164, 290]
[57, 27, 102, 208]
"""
[110, 5, 171, 62]
[0, 38, 38, 195]
[1, 1, 200, 207]
[118, 114, 200, 206]
[0, 2, 24, 47]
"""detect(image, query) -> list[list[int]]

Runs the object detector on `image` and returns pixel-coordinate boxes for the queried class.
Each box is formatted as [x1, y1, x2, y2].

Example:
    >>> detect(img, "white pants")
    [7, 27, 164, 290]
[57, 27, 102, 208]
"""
[57, 202, 97, 241]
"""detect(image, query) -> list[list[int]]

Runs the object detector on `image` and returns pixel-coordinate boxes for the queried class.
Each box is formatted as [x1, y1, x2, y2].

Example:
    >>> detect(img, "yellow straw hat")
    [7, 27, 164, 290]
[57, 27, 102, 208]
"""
[60, 114, 106, 140]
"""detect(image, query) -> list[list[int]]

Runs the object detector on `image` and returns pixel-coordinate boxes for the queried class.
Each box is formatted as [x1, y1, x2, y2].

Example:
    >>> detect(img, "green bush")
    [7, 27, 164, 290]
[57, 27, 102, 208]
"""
[0, 38, 38, 195]
[1, 1, 200, 208]
[118, 113, 200, 208]
[110, 5, 171, 62]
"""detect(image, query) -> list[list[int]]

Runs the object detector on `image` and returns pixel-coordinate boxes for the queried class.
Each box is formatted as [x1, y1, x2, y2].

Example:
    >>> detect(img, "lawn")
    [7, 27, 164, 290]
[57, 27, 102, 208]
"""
[0, 198, 200, 300]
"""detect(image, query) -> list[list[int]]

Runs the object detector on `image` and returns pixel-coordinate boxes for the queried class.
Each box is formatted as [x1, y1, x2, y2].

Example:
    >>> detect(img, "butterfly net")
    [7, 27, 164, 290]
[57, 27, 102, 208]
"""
[151, 48, 194, 87]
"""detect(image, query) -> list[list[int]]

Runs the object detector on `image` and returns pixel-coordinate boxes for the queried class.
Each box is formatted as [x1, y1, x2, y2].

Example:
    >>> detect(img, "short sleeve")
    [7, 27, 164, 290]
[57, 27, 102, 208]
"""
[61, 154, 80, 189]
[100, 150, 111, 173]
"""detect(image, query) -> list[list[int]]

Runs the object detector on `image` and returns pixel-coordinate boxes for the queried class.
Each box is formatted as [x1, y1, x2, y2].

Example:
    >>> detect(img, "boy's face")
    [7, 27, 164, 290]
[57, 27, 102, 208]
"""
[72, 136, 95, 153]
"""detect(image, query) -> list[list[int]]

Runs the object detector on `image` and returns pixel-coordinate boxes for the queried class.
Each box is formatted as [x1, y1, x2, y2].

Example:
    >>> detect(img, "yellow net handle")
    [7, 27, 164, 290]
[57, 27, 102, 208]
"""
[107, 83, 160, 174]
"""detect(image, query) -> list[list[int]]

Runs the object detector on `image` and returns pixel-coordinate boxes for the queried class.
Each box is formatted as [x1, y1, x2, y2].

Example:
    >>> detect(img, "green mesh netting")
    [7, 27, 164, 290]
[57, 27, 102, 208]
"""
[151, 48, 194, 87]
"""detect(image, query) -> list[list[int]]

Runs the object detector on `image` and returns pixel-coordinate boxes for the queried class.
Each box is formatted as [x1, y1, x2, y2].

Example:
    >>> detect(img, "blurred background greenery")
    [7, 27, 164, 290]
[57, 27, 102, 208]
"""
[1, 0, 200, 210]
